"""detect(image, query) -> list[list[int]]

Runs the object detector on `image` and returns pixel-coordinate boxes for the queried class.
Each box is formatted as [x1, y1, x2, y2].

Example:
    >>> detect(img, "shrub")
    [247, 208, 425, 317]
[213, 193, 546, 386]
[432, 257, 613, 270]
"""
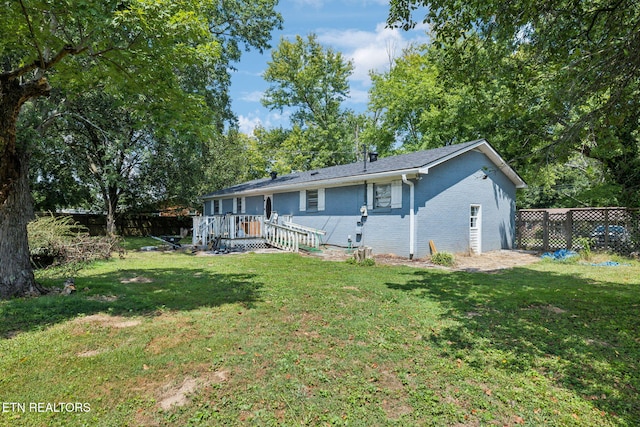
[574, 236, 594, 261]
[431, 251, 455, 267]
[345, 257, 376, 267]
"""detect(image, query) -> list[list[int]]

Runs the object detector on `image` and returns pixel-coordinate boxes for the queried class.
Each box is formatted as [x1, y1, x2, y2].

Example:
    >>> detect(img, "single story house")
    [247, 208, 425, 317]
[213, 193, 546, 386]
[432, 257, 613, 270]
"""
[197, 139, 526, 258]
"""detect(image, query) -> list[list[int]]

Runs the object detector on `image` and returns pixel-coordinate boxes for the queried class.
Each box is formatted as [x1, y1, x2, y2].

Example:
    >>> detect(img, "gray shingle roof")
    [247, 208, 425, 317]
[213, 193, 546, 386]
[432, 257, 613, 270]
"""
[202, 139, 521, 198]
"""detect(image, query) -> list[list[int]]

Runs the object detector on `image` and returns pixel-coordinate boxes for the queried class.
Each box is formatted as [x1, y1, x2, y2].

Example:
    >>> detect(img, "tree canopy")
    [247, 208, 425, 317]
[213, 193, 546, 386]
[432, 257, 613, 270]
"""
[259, 34, 360, 172]
[386, 0, 640, 206]
[0, 0, 282, 298]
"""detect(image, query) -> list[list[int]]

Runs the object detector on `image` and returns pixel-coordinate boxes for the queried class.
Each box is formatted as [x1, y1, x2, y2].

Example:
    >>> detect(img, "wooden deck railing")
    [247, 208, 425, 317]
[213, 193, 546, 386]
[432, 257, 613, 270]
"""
[193, 214, 299, 248]
[264, 220, 326, 252]
[193, 215, 267, 245]
[282, 221, 326, 249]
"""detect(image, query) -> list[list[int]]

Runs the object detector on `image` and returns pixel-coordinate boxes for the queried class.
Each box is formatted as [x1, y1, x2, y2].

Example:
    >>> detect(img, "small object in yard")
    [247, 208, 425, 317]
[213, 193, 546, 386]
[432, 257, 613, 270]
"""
[149, 235, 182, 249]
[140, 246, 158, 251]
[353, 246, 373, 263]
[587, 261, 630, 267]
[62, 278, 76, 295]
[541, 249, 577, 260]
[429, 240, 437, 254]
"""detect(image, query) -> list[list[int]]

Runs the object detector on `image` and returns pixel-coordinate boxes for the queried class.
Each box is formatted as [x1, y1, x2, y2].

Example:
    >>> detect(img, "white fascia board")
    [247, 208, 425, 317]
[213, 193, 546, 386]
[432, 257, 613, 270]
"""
[418, 139, 527, 188]
[205, 168, 422, 199]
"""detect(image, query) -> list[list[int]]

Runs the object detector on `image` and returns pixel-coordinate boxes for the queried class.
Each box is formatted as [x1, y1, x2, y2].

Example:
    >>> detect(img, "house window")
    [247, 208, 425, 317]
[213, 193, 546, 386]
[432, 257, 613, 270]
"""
[470, 205, 480, 228]
[307, 189, 318, 211]
[374, 183, 391, 209]
[367, 181, 402, 210]
[299, 189, 325, 211]
[213, 200, 220, 215]
[236, 197, 242, 214]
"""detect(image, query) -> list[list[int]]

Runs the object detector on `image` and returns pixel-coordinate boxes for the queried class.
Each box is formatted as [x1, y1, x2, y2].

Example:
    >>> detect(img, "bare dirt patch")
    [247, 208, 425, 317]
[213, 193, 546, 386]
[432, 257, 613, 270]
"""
[446, 250, 541, 272]
[157, 370, 229, 410]
[310, 246, 541, 272]
[76, 349, 104, 358]
[86, 294, 119, 302]
[73, 313, 142, 329]
[120, 276, 153, 284]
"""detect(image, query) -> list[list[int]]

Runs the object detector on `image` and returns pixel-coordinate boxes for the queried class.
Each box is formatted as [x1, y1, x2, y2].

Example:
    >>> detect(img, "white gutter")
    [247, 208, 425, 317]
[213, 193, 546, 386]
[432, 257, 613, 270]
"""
[402, 174, 415, 260]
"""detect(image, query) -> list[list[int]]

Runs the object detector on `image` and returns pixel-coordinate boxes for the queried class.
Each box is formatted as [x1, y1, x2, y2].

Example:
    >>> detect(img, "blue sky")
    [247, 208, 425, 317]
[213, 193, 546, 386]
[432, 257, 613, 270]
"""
[230, 0, 429, 134]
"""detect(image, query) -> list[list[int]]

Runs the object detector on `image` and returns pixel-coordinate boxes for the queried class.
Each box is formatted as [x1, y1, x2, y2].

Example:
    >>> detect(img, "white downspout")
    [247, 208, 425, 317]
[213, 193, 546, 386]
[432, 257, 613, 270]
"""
[402, 174, 415, 260]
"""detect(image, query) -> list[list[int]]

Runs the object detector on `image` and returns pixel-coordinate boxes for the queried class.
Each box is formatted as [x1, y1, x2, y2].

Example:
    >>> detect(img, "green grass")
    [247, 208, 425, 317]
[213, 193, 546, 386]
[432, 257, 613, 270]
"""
[120, 236, 168, 251]
[1, 250, 639, 426]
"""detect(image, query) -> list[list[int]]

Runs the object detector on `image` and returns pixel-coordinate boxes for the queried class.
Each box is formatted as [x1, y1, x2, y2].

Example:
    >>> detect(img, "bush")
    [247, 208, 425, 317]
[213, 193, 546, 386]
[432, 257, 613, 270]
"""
[574, 236, 594, 261]
[431, 251, 455, 267]
[345, 257, 376, 267]
[28, 214, 123, 270]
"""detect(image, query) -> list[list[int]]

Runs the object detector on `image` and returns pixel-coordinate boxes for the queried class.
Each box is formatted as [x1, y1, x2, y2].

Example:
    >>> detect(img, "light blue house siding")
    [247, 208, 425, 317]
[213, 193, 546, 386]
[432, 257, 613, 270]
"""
[200, 139, 525, 258]
[272, 185, 369, 248]
[415, 149, 516, 256]
[264, 150, 515, 258]
[203, 195, 264, 216]
[246, 195, 264, 215]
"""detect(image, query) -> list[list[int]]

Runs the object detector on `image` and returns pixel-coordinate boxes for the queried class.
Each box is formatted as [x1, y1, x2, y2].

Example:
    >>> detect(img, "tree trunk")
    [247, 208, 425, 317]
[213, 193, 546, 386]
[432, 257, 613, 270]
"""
[0, 140, 38, 298]
[0, 76, 50, 298]
[106, 202, 117, 236]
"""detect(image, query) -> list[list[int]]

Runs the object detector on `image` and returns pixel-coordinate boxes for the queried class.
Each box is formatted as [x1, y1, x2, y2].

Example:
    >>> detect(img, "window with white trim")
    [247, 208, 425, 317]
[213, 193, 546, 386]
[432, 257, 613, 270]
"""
[470, 205, 480, 228]
[307, 189, 318, 211]
[233, 197, 244, 214]
[299, 188, 325, 212]
[374, 183, 391, 208]
[367, 180, 402, 210]
[213, 199, 220, 214]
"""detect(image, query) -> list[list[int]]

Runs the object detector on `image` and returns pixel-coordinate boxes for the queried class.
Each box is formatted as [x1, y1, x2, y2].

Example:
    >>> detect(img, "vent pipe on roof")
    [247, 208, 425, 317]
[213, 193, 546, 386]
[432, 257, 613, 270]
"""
[270, 171, 278, 180]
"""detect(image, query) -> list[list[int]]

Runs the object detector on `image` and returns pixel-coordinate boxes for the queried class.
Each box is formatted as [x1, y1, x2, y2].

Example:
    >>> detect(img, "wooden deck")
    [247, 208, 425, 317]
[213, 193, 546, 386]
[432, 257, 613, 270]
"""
[192, 215, 325, 252]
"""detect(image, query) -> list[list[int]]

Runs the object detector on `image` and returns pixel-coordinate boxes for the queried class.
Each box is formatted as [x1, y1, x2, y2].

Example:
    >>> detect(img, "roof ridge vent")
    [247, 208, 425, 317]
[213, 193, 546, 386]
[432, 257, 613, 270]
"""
[368, 152, 378, 162]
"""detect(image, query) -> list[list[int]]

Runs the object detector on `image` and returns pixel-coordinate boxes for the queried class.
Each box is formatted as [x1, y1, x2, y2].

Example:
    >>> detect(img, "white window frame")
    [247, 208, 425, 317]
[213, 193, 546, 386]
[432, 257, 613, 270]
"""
[300, 188, 325, 212]
[367, 180, 402, 210]
[470, 204, 482, 254]
[232, 197, 246, 214]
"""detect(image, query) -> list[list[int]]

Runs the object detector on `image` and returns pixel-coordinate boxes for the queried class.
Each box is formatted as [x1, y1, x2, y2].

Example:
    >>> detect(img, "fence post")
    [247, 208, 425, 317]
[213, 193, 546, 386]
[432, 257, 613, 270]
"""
[543, 211, 549, 251]
[604, 208, 610, 248]
[516, 211, 522, 249]
[566, 210, 573, 250]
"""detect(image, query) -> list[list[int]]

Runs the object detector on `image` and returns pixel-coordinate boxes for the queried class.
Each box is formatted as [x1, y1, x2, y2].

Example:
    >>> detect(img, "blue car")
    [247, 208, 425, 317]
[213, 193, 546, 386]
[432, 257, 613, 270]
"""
[590, 225, 630, 246]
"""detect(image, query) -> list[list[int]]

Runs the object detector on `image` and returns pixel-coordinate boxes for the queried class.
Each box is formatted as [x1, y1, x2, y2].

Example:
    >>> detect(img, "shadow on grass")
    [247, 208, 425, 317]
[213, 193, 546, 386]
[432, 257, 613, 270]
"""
[386, 267, 640, 425]
[0, 268, 262, 338]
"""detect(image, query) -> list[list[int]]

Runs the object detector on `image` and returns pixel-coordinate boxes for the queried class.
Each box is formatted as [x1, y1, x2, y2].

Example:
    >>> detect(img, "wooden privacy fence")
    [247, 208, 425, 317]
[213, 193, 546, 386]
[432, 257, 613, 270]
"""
[38, 213, 192, 236]
[516, 207, 640, 254]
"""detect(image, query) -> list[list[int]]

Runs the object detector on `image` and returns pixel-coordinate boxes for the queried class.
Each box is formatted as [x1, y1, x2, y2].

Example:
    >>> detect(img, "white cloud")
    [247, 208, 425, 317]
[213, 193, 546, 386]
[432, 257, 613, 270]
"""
[239, 90, 264, 103]
[238, 114, 263, 135]
[291, 0, 325, 7]
[317, 22, 429, 88]
[237, 109, 292, 134]
[346, 88, 370, 105]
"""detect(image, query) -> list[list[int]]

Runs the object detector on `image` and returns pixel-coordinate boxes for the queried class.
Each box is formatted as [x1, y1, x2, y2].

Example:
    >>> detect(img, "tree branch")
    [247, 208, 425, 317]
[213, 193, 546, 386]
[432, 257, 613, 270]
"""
[18, 0, 45, 69]
[1, 44, 87, 80]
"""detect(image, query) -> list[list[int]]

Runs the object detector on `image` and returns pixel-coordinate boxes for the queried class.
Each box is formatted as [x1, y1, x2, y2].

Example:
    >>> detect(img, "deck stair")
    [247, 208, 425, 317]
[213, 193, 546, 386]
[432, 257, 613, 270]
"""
[263, 220, 326, 253]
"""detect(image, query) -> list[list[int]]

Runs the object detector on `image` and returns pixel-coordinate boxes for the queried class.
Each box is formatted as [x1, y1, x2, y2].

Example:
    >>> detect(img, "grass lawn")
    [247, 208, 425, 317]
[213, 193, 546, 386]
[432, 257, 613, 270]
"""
[1, 248, 639, 426]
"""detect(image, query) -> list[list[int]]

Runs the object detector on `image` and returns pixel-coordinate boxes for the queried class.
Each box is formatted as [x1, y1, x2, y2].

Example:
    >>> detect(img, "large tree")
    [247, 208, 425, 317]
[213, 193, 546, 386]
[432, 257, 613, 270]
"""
[37, 90, 169, 234]
[260, 34, 359, 171]
[0, 0, 281, 298]
[387, 0, 640, 206]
